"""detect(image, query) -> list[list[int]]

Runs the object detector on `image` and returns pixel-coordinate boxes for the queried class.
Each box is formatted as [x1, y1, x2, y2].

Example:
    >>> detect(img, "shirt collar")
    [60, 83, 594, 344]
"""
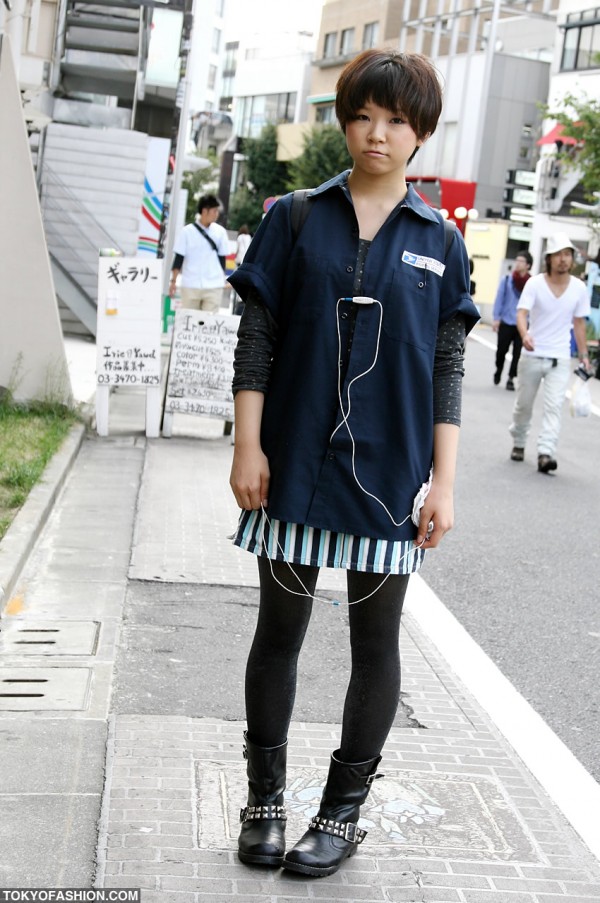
[308, 171, 440, 225]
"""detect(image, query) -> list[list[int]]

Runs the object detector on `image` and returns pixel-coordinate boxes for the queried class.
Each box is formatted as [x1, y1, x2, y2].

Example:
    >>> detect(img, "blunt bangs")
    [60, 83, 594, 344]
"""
[335, 51, 442, 140]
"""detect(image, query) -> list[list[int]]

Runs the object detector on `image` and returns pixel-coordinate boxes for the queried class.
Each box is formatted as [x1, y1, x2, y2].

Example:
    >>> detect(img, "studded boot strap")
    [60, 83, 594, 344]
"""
[240, 804, 287, 824]
[308, 815, 367, 844]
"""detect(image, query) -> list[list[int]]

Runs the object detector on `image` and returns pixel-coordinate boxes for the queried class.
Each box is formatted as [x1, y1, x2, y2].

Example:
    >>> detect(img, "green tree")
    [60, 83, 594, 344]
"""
[287, 124, 352, 190]
[246, 123, 289, 198]
[228, 124, 290, 231]
[227, 186, 264, 234]
[182, 152, 219, 223]
[544, 93, 600, 213]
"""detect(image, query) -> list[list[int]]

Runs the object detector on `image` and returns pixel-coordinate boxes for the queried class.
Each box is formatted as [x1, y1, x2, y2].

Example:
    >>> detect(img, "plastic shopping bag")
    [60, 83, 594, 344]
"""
[570, 377, 592, 417]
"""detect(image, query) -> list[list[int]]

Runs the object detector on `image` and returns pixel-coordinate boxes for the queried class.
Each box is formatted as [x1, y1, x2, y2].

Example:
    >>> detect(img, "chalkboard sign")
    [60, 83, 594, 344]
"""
[164, 309, 240, 421]
[96, 257, 162, 387]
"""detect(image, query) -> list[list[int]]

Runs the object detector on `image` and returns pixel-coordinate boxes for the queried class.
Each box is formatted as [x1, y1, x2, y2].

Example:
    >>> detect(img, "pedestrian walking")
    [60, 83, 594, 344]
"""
[228, 48, 479, 877]
[493, 251, 533, 390]
[509, 233, 591, 472]
[169, 194, 229, 311]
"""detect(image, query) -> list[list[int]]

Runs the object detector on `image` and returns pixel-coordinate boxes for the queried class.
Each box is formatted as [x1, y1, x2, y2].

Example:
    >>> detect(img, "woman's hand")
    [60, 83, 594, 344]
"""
[230, 445, 270, 510]
[414, 423, 459, 549]
[415, 481, 454, 548]
[230, 390, 269, 509]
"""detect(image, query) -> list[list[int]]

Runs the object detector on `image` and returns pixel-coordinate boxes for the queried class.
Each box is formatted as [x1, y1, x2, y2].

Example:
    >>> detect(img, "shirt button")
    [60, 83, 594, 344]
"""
[341, 312, 348, 319]
[346, 266, 354, 273]
[418, 281, 425, 288]
[328, 452, 336, 460]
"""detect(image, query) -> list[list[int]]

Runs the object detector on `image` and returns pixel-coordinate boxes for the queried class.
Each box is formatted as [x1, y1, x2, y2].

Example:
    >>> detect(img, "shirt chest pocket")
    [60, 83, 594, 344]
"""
[382, 264, 439, 350]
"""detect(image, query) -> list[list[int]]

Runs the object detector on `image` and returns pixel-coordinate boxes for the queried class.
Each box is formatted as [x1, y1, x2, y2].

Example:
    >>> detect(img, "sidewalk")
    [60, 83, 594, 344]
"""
[0, 338, 599, 901]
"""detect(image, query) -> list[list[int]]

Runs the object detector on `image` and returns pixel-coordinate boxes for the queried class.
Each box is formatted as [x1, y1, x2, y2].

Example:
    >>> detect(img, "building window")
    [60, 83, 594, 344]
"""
[208, 64, 217, 90]
[323, 32, 337, 58]
[315, 104, 336, 124]
[560, 10, 600, 71]
[215, 0, 225, 16]
[340, 28, 355, 56]
[212, 28, 221, 54]
[236, 93, 298, 138]
[223, 41, 238, 76]
[362, 22, 379, 50]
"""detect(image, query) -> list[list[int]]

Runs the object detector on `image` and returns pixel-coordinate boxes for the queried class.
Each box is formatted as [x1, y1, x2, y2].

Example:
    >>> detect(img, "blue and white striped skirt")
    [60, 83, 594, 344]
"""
[232, 509, 425, 575]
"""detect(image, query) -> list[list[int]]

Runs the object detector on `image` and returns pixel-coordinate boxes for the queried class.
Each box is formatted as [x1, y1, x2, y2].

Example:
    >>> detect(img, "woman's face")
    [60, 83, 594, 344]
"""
[344, 100, 424, 178]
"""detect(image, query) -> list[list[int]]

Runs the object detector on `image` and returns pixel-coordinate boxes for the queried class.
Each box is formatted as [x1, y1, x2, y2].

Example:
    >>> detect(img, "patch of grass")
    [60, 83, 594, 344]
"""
[0, 396, 78, 540]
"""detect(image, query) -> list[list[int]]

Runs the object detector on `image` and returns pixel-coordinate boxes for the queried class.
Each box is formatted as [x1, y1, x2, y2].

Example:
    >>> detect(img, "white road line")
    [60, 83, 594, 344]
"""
[407, 569, 600, 862]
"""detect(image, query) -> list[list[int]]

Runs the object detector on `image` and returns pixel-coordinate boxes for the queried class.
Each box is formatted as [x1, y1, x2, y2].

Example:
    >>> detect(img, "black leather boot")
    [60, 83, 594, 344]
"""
[238, 731, 287, 866]
[282, 749, 383, 877]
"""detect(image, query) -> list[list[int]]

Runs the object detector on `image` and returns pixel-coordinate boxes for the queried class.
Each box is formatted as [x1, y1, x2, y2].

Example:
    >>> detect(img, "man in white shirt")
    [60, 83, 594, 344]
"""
[509, 232, 591, 473]
[169, 195, 229, 311]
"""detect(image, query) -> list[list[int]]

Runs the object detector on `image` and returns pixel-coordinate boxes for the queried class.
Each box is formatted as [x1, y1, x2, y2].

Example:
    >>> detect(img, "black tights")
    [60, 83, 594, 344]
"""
[245, 557, 409, 762]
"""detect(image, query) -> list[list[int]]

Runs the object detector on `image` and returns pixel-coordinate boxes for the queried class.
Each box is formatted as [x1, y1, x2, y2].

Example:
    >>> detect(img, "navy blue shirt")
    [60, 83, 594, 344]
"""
[229, 172, 480, 542]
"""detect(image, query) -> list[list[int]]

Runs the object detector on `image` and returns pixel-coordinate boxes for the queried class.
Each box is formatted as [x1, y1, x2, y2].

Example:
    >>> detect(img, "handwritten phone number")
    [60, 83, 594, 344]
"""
[97, 374, 160, 385]
[167, 399, 233, 417]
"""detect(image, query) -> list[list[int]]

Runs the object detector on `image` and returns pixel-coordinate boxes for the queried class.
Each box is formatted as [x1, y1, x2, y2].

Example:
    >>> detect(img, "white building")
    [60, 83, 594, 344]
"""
[530, 0, 600, 273]
[226, 30, 315, 139]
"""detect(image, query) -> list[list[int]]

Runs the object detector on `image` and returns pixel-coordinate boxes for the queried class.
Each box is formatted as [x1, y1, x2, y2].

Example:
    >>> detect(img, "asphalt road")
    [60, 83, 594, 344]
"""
[423, 325, 600, 782]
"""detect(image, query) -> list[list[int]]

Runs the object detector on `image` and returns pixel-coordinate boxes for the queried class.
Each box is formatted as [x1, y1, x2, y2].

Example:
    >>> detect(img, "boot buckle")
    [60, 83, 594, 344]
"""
[343, 822, 358, 843]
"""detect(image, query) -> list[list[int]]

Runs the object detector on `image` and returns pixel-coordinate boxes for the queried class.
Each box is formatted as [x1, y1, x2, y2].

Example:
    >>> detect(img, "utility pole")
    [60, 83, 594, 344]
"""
[157, 0, 195, 294]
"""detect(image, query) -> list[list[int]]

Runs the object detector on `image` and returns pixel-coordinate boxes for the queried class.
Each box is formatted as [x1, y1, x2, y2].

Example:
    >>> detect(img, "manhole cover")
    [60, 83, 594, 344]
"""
[0, 667, 93, 710]
[0, 621, 99, 656]
[195, 761, 539, 862]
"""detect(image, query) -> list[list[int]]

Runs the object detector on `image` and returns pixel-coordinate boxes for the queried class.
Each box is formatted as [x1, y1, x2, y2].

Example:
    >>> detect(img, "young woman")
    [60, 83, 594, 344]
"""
[228, 49, 479, 878]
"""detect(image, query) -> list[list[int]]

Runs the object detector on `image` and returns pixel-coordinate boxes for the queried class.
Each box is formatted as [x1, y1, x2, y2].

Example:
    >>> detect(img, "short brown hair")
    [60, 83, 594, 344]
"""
[335, 49, 443, 141]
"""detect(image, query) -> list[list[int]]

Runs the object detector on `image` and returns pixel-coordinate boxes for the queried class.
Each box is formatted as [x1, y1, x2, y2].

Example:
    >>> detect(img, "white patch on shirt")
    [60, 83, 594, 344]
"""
[402, 250, 446, 277]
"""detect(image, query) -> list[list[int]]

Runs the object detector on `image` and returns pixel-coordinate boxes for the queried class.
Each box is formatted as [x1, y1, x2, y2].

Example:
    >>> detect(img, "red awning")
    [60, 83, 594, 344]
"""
[537, 123, 579, 146]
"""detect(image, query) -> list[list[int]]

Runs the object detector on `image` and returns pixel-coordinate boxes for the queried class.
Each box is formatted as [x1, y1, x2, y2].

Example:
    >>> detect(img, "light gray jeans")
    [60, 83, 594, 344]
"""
[509, 355, 571, 456]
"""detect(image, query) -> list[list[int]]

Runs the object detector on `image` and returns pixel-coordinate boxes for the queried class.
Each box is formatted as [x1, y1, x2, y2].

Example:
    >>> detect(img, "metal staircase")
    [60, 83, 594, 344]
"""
[55, 0, 151, 109]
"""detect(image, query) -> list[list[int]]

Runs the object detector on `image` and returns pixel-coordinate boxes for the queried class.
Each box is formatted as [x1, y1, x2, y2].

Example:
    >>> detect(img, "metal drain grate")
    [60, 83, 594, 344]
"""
[0, 668, 93, 710]
[0, 621, 100, 656]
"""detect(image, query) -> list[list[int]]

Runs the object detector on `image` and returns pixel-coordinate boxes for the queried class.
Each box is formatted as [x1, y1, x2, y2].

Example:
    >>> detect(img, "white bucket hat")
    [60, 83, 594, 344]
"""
[545, 232, 577, 255]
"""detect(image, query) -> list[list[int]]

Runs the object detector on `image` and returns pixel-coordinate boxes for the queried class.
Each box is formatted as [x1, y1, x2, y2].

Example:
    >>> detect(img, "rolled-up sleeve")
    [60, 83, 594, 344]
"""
[228, 195, 295, 322]
[439, 229, 480, 335]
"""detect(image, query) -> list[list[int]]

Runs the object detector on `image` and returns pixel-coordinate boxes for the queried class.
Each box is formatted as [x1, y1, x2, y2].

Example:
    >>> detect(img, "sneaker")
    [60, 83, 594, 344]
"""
[493, 372, 501, 385]
[506, 379, 515, 391]
[538, 454, 557, 473]
[510, 447, 524, 462]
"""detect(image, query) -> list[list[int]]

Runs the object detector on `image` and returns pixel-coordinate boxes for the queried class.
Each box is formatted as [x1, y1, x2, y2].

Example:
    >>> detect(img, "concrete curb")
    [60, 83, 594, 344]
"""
[0, 421, 86, 616]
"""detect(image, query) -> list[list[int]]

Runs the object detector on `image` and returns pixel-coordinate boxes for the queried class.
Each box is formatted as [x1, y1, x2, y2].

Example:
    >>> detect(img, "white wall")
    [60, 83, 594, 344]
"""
[0, 36, 71, 404]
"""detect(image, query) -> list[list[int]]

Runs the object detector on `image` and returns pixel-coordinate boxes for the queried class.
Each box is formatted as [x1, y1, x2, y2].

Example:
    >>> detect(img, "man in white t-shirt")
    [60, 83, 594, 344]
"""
[509, 232, 591, 473]
[169, 194, 229, 311]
